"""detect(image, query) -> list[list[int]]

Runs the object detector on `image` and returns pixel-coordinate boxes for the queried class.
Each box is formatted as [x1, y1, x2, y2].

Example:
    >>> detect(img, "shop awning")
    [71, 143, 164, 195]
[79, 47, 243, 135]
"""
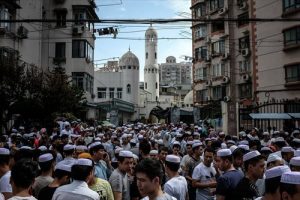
[249, 113, 292, 120]
[288, 113, 300, 119]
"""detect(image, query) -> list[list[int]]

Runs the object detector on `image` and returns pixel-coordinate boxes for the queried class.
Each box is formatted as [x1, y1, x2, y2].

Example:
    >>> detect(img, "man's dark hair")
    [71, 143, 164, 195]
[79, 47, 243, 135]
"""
[265, 176, 281, 194]
[53, 169, 71, 179]
[135, 158, 163, 184]
[220, 155, 233, 163]
[244, 155, 264, 172]
[71, 163, 94, 181]
[11, 159, 38, 189]
[63, 149, 74, 157]
[89, 144, 105, 156]
[165, 161, 180, 172]
[204, 147, 215, 155]
[139, 140, 151, 155]
[39, 159, 54, 172]
[118, 156, 132, 163]
[280, 183, 298, 197]
[0, 154, 10, 166]
[232, 148, 247, 159]
[158, 146, 169, 154]
[13, 149, 34, 162]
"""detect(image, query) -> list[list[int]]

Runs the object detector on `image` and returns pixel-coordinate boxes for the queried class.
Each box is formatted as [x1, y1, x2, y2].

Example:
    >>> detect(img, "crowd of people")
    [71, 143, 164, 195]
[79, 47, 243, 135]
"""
[1, 120, 300, 200]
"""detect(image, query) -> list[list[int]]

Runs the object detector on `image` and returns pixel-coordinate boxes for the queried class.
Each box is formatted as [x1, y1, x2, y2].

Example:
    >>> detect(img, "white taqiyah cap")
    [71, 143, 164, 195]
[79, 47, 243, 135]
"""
[63, 144, 75, 151]
[227, 140, 236, 145]
[138, 135, 144, 140]
[243, 150, 261, 162]
[239, 140, 249, 145]
[192, 142, 202, 149]
[88, 142, 102, 150]
[166, 155, 180, 163]
[173, 141, 181, 146]
[263, 132, 270, 136]
[150, 150, 158, 155]
[20, 146, 33, 150]
[132, 154, 139, 160]
[157, 139, 163, 145]
[295, 150, 300, 157]
[281, 172, 300, 184]
[55, 162, 72, 172]
[176, 133, 183, 137]
[261, 147, 272, 152]
[221, 143, 227, 149]
[0, 148, 10, 155]
[238, 144, 250, 151]
[119, 150, 133, 158]
[267, 154, 282, 164]
[76, 145, 88, 151]
[290, 157, 300, 167]
[230, 145, 238, 153]
[275, 137, 285, 143]
[293, 138, 300, 144]
[115, 147, 123, 154]
[76, 158, 93, 167]
[217, 149, 232, 157]
[219, 131, 225, 136]
[130, 139, 137, 144]
[281, 146, 294, 153]
[265, 165, 291, 179]
[193, 132, 200, 136]
[38, 146, 48, 151]
[38, 153, 54, 163]
[186, 141, 194, 146]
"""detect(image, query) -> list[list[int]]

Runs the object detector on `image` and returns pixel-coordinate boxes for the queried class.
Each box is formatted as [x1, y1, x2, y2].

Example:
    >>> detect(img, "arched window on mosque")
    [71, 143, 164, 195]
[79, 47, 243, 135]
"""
[127, 84, 131, 94]
[146, 52, 148, 59]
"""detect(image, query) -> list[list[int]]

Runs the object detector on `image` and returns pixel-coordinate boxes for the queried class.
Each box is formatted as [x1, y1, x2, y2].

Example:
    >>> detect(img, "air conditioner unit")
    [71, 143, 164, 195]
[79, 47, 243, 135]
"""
[218, 7, 228, 16]
[205, 80, 212, 87]
[223, 96, 231, 102]
[206, 37, 211, 44]
[239, 2, 248, 10]
[242, 74, 251, 82]
[241, 48, 250, 57]
[72, 25, 84, 35]
[206, 96, 211, 101]
[17, 26, 28, 39]
[222, 76, 230, 84]
[221, 53, 230, 60]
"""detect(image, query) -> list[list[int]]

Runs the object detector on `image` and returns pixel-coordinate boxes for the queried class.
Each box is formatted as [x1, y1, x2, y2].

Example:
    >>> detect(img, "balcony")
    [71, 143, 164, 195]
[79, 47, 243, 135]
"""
[0, 0, 21, 9]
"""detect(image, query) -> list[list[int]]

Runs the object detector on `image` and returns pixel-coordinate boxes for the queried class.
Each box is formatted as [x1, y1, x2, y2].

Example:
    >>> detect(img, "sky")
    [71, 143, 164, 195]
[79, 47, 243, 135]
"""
[94, 0, 192, 81]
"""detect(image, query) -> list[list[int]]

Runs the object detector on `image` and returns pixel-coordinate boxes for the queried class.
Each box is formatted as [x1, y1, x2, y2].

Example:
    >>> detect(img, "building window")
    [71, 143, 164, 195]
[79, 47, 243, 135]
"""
[109, 88, 114, 98]
[239, 59, 250, 73]
[212, 40, 225, 55]
[239, 83, 252, 98]
[155, 52, 157, 59]
[237, 12, 249, 27]
[285, 64, 300, 83]
[97, 87, 106, 99]
[212, 63, 225, 77]
[56, 11, 66, 27]
[72, 72, 93, 93]
[283, 0, 300, 13]
[127, 84, 131, 93]
[146, 52, 148, 59]
[195, 89, 208, 102]
[239, 36, 250, 50]
[283, 26, 300, 47]
[72, 40, 94, 61]
[156, 82, 158, 89]
[117, 88, 122, 99]
[145, 82, 147, 89]
[55, 42, 66, 59]
[195, 46, 208, 61]
[209, 0, 224, 12]
[194, 25, 207, 40]
[196, 67, 207, 81]
[194, 3, 206, 18]
[72, 72, 84, 90]
[212, 86, 225, 100]
[73, 10, 86, 25]
[0, 7, 12, 32]
[212, 21, 225, 33]
[128, 66, 131, 69]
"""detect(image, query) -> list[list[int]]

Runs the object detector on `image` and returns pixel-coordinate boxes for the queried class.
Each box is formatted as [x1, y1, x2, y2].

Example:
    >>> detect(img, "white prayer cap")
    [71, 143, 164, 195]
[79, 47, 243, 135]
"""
[230, 145, 238, 153]
[275, 137, 285, 143]
[219, 131, 225, 136]
[63, 121, 70, 126]
[205, 138, 211, 141]
[132, 154, 139, 160]
[290, 157, 300, 167]
[239, 140, 249, 145]
[267, 154, 282, 164]
[63, 144, 75, 151]
[281, 172, 300, 184]
[239, 131, 246, 136]
[157, 139, 163, 145]
[122, 134, 128, 139]
[193, 132, 200, 136]
[38, 153, 54, 163]
[76, 158, 93, 167]
[20, 146, 33, 150]
[138, 135, 144, 140]
[176, 133, 183, 138]
[94, 137, 101, 142]
[55, 162, 72, 172]
[150, 150, 158, 155]
[172, 141, 181, 146]
[119, 150, 133, 158]
[115, 147, 123, 154]
[192, 142, 202, 149]
[0, 148, 10, 155]
[88, 142, 102, 150]
[261, 147, 272, 152]
[265, 165, 291, 179]
[243, 150, 261, 162]
[185, 131, 192, 135]
[76, 145, 88, 151]
[221, 143, 227, 149]
[282, 146, 294, 153]
[227, 140, 236, 145]
[186, 141, 194, 146]
[70, 134, 80, 138]
[295, 150, 300, 157]
[130, 139, 137, 144]
[263, 132, 270, 136]
[238, 144, 250, 151]
[217, 149, 232, 157]
[38, 146, 48, 151]
[166, 155, 180, 163]
[293, 138, 300, 144]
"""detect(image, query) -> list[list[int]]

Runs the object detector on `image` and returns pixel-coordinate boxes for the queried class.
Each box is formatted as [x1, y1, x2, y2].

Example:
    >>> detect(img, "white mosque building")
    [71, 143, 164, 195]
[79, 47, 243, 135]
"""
[93, 26, 194, 124]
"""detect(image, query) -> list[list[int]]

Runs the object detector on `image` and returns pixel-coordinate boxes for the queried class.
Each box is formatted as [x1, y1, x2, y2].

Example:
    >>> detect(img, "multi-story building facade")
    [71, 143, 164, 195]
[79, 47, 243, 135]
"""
[191, 0, 253, 133]
[0, 0, 98, 118]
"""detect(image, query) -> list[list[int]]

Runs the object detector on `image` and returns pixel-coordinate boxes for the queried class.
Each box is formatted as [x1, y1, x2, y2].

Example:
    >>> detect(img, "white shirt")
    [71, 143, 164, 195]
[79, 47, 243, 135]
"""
[8, 196, 37, 200]
[0, 171, 12, 193]
[52, 180, 99, 200]
[164, 176, 188, 200]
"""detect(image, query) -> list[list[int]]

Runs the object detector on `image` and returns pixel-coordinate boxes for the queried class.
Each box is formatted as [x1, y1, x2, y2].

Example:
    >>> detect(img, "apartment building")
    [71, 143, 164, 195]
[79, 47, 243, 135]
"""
[0, 0, 98, 119]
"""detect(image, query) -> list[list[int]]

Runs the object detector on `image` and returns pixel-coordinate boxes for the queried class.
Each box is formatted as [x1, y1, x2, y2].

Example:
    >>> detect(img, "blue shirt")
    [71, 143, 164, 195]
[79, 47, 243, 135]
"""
[94, 160, 109, 180]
